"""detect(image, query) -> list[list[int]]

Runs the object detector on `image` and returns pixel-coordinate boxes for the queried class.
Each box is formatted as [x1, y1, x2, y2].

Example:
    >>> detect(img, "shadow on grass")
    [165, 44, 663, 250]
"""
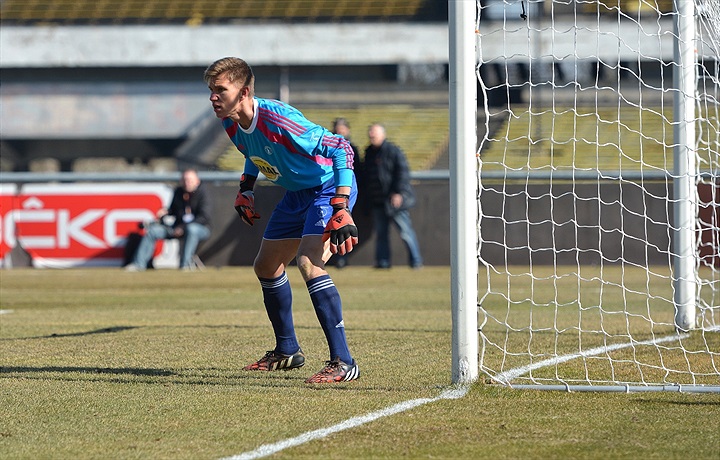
[3, 324, 449, 342]
[3, 326, 139, 341]
[0, 365, 407, 392]
[637, 397, 720, 406]
[0, 365, 176, 376]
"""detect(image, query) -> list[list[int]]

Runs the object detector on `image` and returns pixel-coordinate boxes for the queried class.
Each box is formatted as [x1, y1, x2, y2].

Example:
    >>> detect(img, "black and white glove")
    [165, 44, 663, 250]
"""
[323, 194, 359, 255]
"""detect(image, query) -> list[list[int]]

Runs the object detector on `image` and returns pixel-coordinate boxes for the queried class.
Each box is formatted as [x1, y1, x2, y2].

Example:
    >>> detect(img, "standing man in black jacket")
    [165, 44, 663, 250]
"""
[363, 123, 423, 269]
[126, 168, 212, 271]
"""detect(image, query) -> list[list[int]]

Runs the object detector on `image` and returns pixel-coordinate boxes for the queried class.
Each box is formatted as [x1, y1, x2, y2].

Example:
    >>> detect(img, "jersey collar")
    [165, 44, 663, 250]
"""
[239, 98, 259, 134]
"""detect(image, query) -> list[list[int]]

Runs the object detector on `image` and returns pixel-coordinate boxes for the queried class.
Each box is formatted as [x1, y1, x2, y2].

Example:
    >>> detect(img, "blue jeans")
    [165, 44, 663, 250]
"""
[372, 207, 423, 268]
[132, 222, 211, 270]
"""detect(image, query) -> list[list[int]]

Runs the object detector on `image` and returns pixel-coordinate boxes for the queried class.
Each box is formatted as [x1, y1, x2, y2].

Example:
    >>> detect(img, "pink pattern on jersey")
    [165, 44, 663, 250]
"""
[256, 118, 299, 154]
[259, 107, 306, 136]
[223, 121, 246, 151]
[323, 135, 355, 169]
[224, 120, 238, 137]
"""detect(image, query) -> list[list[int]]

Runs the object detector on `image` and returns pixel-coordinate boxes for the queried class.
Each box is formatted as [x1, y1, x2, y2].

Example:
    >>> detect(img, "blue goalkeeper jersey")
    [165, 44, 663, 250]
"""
[222, 98, 356, 191]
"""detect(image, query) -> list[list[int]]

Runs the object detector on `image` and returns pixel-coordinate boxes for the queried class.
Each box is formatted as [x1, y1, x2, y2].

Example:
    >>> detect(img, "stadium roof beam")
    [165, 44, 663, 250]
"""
[0, 24, 449, 67]
[2, 18, 699, 69]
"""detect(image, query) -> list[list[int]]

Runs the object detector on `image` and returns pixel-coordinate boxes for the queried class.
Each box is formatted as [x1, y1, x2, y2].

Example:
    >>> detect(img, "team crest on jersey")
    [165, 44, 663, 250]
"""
[264, 146, 273, 156]
[249, 156, 281, 181]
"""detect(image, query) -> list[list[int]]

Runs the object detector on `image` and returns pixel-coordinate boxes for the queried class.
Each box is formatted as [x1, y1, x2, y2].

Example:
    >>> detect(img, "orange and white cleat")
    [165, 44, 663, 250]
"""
[305, 357, 359, 384]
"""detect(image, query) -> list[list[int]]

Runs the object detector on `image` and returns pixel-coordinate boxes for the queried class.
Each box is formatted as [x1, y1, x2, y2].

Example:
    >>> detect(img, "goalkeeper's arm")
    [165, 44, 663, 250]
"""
[323, 187, 358, 255]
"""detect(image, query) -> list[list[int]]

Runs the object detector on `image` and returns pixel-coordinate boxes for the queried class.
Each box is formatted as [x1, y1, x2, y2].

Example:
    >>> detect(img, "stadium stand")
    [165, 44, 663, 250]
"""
[480, 106, 672, 173]
[0, 0, 449, 173]
[5, 2, 678, 175]
[0, 0, 444, 25]
[215, 104, 450, 172]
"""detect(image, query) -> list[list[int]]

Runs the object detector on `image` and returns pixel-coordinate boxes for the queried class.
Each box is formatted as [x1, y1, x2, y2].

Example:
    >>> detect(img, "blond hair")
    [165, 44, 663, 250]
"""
[203, 57, 255, 96]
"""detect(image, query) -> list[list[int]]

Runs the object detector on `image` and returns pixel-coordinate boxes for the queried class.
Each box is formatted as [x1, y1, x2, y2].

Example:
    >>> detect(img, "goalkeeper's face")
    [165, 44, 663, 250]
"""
[208, 74, 244, 120]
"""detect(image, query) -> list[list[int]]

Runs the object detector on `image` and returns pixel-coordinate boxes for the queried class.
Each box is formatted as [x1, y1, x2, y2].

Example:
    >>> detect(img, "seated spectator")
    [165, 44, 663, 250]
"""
[125, 168, 212, 271]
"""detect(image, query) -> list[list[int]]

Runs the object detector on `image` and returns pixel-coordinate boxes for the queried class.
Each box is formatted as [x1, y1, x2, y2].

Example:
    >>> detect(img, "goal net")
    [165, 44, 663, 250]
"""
[470, 0, 720, 392]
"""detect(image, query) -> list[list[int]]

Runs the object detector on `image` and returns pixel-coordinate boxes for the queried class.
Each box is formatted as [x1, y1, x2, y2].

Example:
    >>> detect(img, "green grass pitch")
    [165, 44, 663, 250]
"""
[1, 267, 718, 459]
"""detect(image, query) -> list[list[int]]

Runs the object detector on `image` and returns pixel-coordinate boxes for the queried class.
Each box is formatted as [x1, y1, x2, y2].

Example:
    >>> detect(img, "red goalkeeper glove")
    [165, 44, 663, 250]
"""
[323, 194, 359, 255]
[234, 174, 260, 226]
[234, 190, 260, 226]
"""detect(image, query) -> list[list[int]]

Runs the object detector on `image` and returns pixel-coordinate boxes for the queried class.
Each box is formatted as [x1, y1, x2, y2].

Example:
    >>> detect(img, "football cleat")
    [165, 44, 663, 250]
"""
[305, 357, 359, 384]
[243, 349, 305, 371]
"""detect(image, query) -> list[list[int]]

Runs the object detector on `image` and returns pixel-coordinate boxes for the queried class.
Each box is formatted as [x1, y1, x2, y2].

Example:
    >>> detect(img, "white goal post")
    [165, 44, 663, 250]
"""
[449, 0, 720, 392]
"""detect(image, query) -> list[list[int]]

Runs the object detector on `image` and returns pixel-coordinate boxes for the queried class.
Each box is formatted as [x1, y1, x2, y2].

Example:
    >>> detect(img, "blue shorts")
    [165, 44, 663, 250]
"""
[263, 177, 358, 240]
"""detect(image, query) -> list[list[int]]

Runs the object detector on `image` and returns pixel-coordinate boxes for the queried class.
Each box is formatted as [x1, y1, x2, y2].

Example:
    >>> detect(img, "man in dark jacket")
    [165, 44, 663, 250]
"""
[126, 168, 212, 271]
[363, 123, 423, 269]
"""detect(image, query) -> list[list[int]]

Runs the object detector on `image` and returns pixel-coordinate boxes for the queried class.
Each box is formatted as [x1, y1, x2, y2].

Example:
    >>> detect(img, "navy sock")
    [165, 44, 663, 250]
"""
[259, 272, 299, 355]
[306, 275, 352, 363]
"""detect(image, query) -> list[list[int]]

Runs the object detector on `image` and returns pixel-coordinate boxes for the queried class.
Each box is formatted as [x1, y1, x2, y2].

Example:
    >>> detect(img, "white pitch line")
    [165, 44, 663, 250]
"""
[0, 309, 14, 315]
[221, 331, 693, 460]
[495, 331, 691, 384]
[220, 386, 469, 460]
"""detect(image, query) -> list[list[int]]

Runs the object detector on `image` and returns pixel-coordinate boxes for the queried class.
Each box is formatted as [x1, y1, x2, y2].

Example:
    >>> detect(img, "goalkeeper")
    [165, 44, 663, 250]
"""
[203, 57, 360, 384]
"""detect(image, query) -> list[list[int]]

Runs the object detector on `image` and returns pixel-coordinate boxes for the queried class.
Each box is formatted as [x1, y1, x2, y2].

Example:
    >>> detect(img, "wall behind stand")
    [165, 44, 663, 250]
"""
[198, 181, 451, 268]
[2, 177, 690, 269]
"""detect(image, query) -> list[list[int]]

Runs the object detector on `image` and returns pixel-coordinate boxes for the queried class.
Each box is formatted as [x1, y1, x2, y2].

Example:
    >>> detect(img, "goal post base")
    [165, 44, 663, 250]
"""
[493, 384, 720, 394]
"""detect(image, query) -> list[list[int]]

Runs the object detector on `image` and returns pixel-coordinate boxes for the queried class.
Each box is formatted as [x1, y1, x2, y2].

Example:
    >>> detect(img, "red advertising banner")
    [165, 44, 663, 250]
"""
[1, 184, 174, 268]
[0, 184, 18, 260]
